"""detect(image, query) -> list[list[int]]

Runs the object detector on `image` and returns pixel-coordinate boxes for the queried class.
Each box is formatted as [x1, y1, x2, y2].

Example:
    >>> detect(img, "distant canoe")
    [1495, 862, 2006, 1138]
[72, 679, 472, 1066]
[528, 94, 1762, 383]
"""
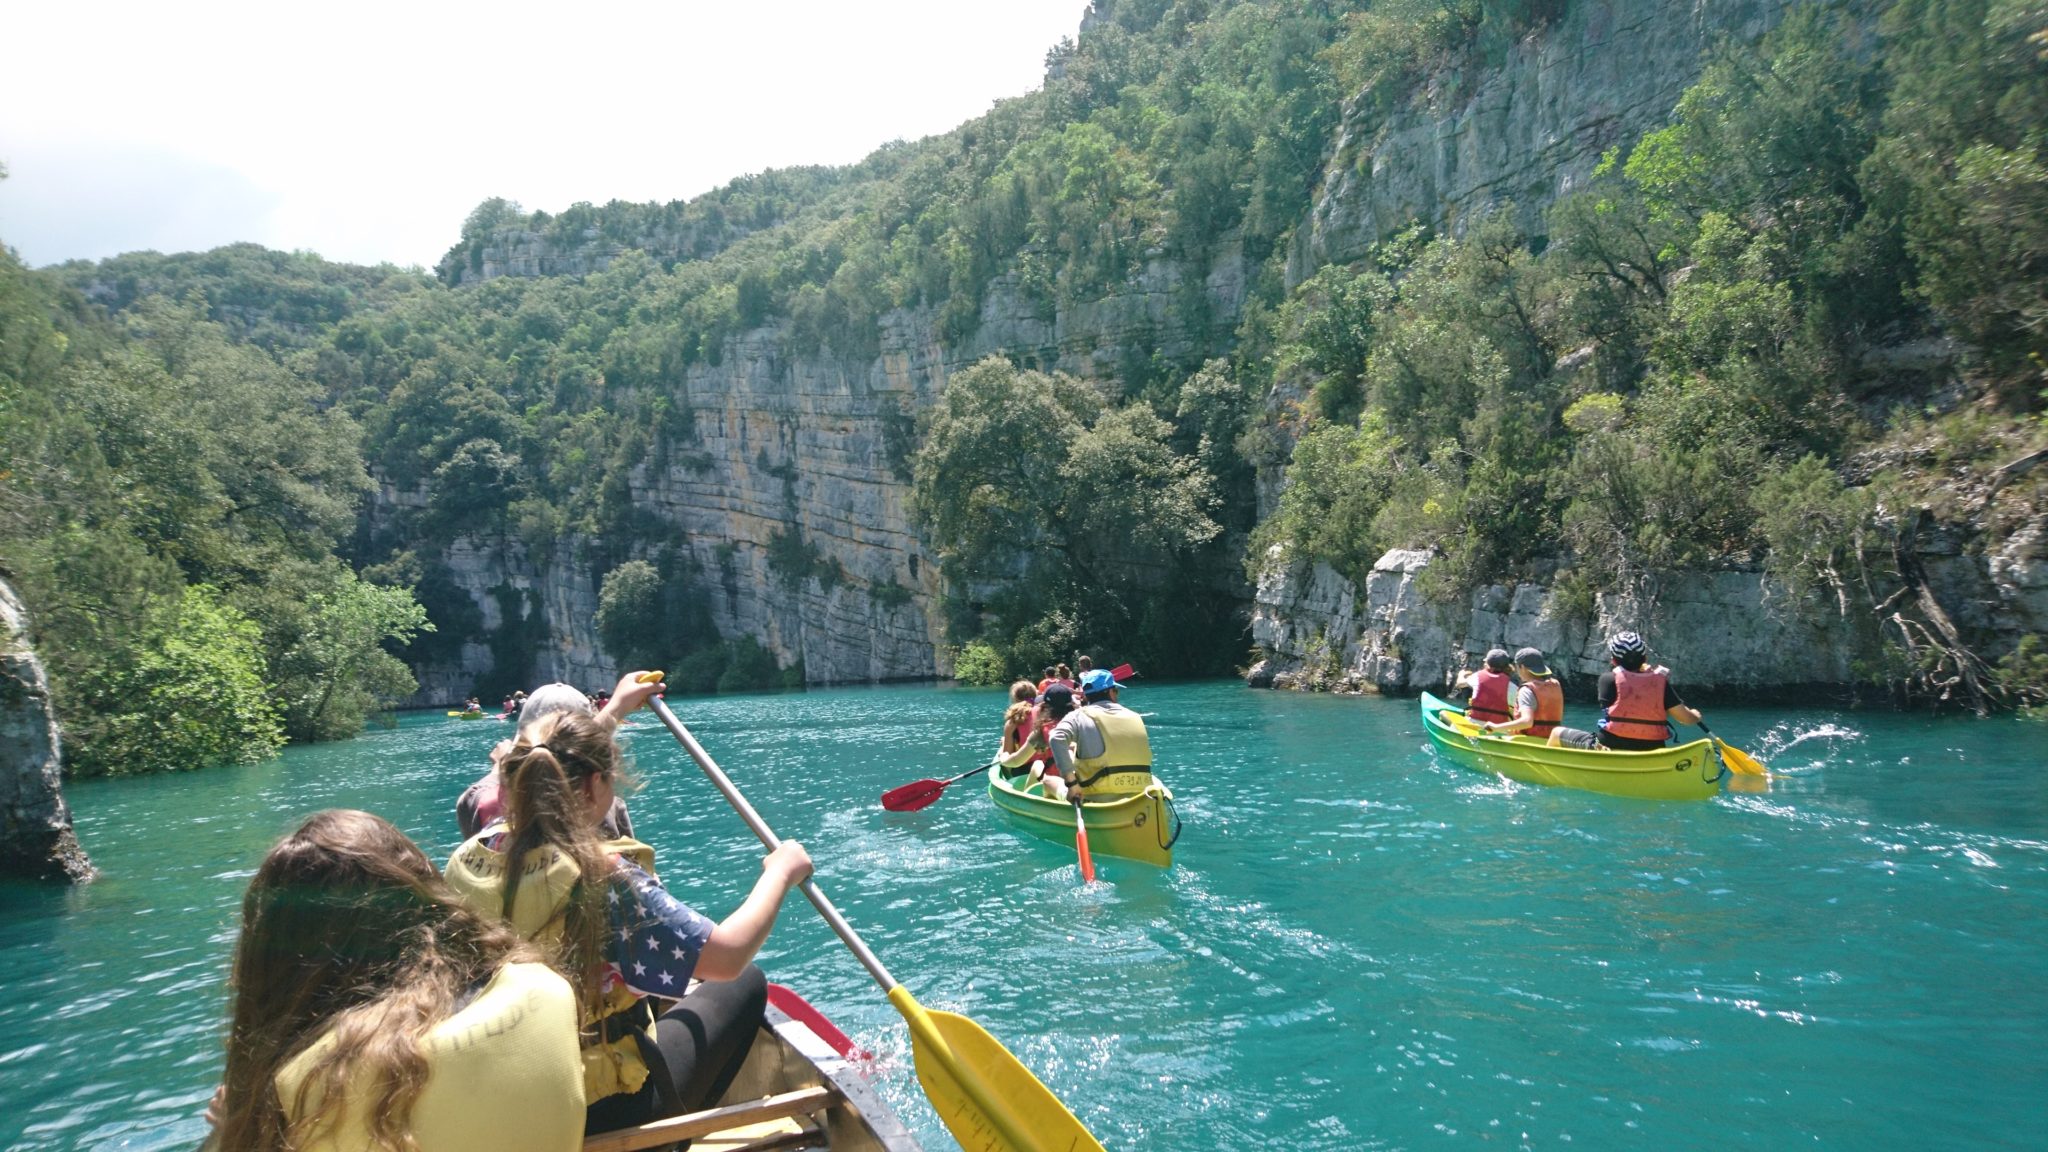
[446, 710, 486, 720]
[1419, 692, 1723, 801]
[583, 992, 918, 1152]
[987, 764, 1179, 868]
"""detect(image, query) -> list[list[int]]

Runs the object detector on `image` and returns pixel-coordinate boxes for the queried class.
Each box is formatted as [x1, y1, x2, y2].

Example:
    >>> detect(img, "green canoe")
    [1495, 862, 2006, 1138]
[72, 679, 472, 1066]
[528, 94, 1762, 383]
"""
[1419, 692, 1724, 801]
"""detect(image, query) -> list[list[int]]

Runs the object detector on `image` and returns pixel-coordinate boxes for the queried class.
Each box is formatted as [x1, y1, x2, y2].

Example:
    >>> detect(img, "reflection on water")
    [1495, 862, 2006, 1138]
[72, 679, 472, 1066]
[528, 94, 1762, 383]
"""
[2, 683, 2045, 1151]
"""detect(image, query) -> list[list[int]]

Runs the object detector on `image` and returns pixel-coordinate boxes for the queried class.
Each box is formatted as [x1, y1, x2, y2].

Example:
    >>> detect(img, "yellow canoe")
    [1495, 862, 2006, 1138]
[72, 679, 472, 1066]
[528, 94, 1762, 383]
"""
[986, 764, 1178, 867]
[1420, 692, 1724, 801]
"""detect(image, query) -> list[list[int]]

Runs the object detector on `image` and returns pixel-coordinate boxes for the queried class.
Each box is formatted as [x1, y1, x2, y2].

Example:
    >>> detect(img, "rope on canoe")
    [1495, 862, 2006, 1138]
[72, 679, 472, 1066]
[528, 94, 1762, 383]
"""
[1158, 790, 1183, 851]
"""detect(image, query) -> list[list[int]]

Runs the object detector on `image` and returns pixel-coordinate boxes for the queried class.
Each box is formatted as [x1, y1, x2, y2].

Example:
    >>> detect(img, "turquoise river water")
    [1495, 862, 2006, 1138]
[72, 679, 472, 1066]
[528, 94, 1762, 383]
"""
[2, 681, 2045, 1150]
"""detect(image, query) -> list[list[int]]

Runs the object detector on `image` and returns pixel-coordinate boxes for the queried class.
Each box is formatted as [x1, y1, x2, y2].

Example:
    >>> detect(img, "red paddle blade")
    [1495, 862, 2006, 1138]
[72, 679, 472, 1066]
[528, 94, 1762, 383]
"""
[880, 778, 948, 811]
[1072, 803, 1096, 883]
[1109, 663, 1134, 682]
[767, 983, 871, 1061]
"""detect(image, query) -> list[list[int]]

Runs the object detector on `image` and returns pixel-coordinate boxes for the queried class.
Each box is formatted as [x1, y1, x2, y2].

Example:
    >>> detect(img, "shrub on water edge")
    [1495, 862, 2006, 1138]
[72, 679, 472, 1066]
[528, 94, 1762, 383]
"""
[64, 586, 284, 777]
[717, 637, 783, 693]
[952, 641, 1008, 686]
[1997, 635, 2048, 719]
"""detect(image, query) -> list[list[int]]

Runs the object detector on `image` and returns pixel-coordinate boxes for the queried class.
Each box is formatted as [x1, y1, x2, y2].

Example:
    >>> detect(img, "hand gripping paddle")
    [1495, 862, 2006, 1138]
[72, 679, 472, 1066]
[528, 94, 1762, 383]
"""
[644, 693, 1105, 1152]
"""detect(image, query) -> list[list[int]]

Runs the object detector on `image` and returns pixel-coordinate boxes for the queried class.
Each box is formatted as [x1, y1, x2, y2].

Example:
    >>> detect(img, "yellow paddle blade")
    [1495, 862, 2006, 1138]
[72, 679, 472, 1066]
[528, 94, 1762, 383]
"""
[887, 985, 1104, 1152]
[1716, 739, 1769, 776]
[1442, 710, 1486, 736]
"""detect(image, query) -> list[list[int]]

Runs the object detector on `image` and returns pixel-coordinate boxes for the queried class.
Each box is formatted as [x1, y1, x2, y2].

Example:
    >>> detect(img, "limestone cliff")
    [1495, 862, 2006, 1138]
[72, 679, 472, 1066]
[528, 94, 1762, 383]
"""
[1294, 0, 1810, 276]
[1248, 529, 2048, 699]
[389, 240, 1250, 701]
[393, 0, 1871, 701]
[0, 577, 93, 882]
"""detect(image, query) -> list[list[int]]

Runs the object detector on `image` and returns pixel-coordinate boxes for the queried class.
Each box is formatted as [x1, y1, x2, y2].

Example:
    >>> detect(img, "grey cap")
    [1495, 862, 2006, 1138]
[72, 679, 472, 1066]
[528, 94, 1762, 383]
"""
[1513, 647, 1551, 676]
[519, 683, 594, 726]
[1483, 648, 1511, 672]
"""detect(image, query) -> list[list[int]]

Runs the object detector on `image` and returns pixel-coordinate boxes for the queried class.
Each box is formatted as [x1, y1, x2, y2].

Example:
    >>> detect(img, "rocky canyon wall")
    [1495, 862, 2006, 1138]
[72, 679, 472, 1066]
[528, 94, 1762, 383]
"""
[393, 241, 1249, 702]
[0, 578, 93, 881]
[398, 0, 1869, 703]
[1248, 525, 2048, 699]
[1294, 0, 1814, 276]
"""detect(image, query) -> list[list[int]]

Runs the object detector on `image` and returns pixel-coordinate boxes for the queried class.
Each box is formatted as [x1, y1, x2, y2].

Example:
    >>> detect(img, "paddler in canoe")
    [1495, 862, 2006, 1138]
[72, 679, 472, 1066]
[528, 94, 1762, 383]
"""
[210, 810, 587, 1152]
[1451, 648, 1518, 729]
[1038, 667, 1150, 803]
[987, 667, 1179, 870]
[1588, 630, 1704, 750]
[1471, 647, 1569, 742]
[207, 810, 922, 1152]
[456, 679, 638, 840]
[444, 686, 817, 1137]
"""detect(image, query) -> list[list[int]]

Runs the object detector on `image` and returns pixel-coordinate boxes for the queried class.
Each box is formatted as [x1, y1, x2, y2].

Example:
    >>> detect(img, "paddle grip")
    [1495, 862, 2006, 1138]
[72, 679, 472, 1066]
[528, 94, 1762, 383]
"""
[647, 697, 900, 994]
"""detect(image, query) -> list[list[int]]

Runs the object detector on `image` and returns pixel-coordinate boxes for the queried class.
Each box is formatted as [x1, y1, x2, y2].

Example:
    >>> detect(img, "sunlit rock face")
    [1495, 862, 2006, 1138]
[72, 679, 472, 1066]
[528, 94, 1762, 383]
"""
[392, 0, 1867, 701]
[0, 578, 93, 882]
[389, 237, 1252, 700]
[1249, 547, 1848, 696]
[1293, 0, 1806, 277]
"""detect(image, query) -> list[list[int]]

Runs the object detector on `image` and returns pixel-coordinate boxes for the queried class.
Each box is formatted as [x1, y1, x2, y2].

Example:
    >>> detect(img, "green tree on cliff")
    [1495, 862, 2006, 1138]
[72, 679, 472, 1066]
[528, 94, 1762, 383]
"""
[914, 356, 1232, 676]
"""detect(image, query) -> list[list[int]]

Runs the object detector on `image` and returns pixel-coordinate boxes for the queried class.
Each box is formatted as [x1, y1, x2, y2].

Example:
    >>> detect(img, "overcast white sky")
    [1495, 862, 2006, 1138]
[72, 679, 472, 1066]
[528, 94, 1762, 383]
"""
[0, 0, 1089, 269]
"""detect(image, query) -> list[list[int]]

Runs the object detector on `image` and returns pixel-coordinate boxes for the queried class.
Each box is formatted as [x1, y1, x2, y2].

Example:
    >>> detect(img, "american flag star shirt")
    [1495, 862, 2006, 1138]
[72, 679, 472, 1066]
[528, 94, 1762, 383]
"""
[602, 858, 715, 999]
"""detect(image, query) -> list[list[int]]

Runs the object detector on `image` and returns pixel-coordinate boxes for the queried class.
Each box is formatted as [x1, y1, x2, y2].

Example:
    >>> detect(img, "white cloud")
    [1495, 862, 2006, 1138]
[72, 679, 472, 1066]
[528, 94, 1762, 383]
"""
[0, 0, 1087, 268]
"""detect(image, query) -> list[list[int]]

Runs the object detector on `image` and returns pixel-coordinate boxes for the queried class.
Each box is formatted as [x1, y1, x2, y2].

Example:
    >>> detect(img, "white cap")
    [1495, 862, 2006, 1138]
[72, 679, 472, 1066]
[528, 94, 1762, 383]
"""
[519, 683, 593, 726]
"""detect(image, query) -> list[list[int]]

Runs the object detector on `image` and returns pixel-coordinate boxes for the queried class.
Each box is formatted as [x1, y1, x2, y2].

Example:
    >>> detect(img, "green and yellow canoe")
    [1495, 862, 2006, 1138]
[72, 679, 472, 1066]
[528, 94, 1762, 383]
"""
[986, 765, 1179, 868]
[1419, 692, 1724, 801]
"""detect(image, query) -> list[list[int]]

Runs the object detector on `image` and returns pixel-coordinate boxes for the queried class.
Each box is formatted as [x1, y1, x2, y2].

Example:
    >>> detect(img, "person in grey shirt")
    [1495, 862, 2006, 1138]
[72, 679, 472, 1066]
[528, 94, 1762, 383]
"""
[1044, 667, 1152, 803]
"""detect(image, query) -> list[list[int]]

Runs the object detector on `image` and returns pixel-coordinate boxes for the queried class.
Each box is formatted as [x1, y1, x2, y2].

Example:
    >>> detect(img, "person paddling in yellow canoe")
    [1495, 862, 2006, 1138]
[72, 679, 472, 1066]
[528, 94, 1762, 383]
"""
[1594, 631, 1703, 750]
[444, 689, 815, 1137]
[1041, 668, 1152, 804]
[1477, 647, 1568, 740]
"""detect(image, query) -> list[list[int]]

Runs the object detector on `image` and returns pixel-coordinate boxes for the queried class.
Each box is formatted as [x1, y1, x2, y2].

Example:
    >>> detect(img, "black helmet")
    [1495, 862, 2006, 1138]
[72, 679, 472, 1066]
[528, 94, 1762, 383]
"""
[1608, 631, 1647, 662]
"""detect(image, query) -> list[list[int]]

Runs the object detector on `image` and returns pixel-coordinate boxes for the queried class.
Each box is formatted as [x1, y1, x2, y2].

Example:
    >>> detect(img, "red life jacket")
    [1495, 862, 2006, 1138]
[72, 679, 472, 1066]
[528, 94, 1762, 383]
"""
[1525, 677, 1564, 738]
[1467, 669, 1513, 724]
[1601, 666, 1672, 743]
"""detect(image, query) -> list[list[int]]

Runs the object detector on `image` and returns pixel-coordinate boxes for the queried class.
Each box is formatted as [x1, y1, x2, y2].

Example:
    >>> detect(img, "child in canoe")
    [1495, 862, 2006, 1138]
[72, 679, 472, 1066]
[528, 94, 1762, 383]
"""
[444, 705, 813, 1135]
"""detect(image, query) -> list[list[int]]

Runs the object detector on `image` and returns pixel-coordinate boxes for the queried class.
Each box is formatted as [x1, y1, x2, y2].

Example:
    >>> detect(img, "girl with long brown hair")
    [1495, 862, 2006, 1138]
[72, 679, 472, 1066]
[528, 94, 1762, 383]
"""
[1000, 678, 1039, 755]
[444, 685, 812, 1135]
[216, 809, 583, 1152]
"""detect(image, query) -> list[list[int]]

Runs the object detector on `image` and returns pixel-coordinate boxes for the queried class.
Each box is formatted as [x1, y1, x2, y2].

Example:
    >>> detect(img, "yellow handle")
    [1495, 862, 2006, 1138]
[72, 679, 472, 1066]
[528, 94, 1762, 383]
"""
[635, 670, 666, 684]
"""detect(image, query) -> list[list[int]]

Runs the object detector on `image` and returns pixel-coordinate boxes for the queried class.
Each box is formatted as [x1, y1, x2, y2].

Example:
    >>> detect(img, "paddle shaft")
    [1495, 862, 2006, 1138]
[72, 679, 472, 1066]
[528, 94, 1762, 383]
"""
[1070, 795, 1096, 882]
[935, 763, 990, 788]
[647, 696, 898, 994]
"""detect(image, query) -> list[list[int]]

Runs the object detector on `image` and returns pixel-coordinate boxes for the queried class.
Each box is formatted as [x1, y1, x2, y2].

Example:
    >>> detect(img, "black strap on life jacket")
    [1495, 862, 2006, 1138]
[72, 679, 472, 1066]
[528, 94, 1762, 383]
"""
[1074, 764, 1152, 790]
[602, 995, 684, 1115]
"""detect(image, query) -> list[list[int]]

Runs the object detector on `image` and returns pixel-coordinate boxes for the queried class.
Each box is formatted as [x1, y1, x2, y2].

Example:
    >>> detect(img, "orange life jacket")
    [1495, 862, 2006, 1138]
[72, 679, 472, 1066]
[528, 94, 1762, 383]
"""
[1468, 669, 1513, 724]
[1525, 677, 1564, 738]
[1600, 666, 1671, 743]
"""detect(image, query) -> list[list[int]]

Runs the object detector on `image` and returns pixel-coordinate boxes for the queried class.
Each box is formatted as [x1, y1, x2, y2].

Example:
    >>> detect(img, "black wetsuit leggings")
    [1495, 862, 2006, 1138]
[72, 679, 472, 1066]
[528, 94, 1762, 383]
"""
[585, 964, 768, 1134]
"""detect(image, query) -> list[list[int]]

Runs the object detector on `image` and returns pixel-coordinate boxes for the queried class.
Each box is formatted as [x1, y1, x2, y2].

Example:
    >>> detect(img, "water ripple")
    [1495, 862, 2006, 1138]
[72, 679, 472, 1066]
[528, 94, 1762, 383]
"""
[4, 685, 2046, 1150]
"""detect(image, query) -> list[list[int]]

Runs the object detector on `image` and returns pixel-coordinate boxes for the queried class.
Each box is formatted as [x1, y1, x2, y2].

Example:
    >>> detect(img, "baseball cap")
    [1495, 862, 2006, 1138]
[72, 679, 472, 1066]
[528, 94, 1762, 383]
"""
[520, 683, 594, 725]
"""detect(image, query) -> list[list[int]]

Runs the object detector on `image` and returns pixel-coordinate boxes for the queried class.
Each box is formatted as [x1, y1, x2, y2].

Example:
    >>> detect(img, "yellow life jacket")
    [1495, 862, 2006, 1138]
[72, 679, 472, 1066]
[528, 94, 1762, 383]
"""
[1071, 705, 1153, 796]
[443, 830, 659, 1103]
[275, 960, 584, 1152]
